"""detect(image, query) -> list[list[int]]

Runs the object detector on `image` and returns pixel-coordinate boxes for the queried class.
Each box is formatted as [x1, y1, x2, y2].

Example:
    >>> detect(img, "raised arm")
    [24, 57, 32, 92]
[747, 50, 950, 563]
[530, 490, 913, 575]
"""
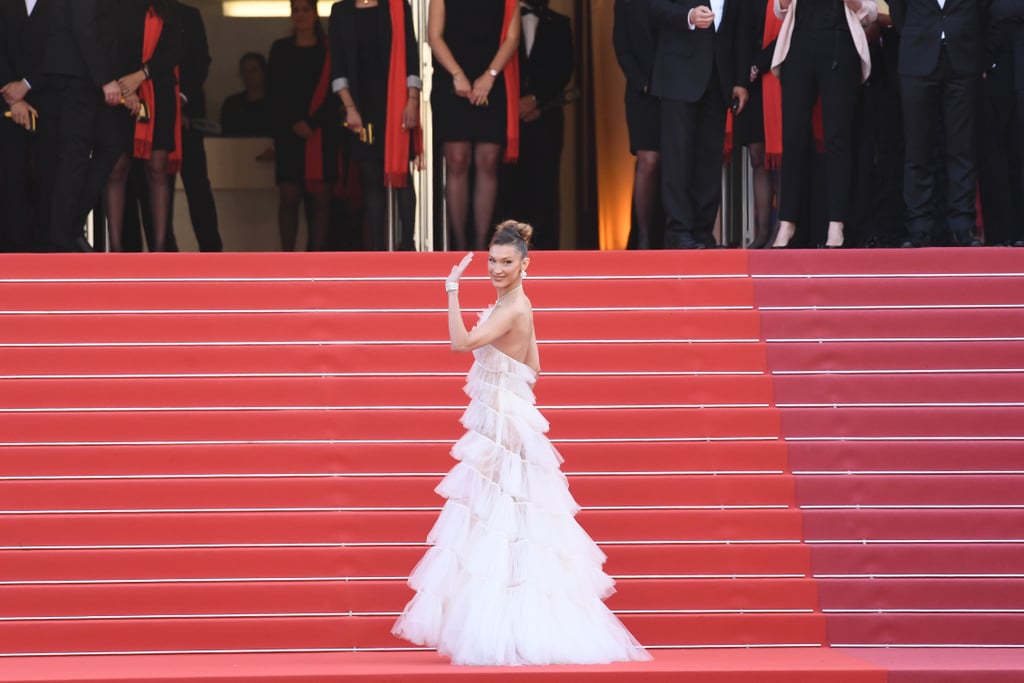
[445, 253, 518, 353]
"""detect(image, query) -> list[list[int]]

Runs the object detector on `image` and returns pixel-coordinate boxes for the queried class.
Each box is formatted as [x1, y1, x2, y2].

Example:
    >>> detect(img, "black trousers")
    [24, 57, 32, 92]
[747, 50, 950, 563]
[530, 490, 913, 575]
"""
[0, 119, 37, 251]
[976, 73, 1020, 245]
[660, 72, 728, 245]
[779, 28, 860, 224]
[176, 126, 222, 252]
[498, 112, 564, 250]
[900, 47, 978, 241]
[36, 75, 103, 250]
[359, 159, 416, 251]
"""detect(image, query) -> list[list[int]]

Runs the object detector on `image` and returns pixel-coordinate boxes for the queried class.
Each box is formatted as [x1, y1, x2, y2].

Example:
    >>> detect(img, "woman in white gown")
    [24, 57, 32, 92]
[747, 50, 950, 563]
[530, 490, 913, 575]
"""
[392, 220, 652, 666]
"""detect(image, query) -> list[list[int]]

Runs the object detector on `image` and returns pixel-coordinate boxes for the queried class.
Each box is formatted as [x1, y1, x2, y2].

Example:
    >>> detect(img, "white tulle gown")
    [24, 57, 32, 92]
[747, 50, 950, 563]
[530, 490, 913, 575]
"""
[392, 308, 652, 666]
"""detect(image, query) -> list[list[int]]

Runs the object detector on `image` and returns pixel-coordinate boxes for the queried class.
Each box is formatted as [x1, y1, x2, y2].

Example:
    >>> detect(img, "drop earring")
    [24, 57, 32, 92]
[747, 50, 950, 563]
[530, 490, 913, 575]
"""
[521, 270, 527, 278]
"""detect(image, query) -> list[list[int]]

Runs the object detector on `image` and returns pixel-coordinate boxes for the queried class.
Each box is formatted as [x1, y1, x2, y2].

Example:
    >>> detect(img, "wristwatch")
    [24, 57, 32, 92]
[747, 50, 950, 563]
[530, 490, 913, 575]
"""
[488, 68, 499, 78]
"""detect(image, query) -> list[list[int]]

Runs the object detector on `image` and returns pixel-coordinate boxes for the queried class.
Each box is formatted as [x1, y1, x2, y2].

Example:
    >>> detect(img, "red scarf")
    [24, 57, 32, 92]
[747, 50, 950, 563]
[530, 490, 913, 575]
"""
[762, 0, 822, 169]
[384, 0, 423, 187]
[305, 41, 338, 191]
[500, 0, 520, 162]
[134, 6, 182, 174]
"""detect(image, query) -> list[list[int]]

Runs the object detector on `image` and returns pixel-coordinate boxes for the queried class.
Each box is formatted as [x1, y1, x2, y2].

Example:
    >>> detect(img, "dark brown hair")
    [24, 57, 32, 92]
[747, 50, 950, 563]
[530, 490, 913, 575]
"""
[490, 220, 533, 258]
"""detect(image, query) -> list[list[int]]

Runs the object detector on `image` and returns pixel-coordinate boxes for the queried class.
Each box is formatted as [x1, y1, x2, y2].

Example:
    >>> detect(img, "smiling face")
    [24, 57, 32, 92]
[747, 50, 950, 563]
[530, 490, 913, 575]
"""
[488, 244, 529, 291]
[290, 0, 317, 32]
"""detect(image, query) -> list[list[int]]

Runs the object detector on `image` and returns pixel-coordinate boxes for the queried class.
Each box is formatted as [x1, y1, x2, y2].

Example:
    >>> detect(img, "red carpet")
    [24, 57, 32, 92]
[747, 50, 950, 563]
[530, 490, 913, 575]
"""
[1, 248, 1021, 680]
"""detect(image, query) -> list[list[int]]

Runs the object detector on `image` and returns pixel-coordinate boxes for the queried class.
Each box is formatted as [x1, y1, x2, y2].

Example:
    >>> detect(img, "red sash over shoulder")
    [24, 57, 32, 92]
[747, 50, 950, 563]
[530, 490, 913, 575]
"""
[500, 0, 520, 162]
[384, 0, 423, 187]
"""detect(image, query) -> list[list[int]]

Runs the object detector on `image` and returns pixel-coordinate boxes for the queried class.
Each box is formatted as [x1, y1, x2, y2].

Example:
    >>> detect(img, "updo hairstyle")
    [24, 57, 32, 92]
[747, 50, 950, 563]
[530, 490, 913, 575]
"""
[490, 220, 533, 258]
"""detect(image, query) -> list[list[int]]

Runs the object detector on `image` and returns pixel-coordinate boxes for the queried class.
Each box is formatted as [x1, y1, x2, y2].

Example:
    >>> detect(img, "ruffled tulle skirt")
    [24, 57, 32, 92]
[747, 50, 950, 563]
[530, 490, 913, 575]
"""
[392, 344, 652, 665]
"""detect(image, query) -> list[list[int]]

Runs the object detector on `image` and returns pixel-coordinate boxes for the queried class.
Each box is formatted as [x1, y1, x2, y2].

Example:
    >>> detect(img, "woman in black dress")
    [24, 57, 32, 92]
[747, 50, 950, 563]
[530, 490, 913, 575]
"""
[267, 0, 334, 251]
[428, 0, 520, 251]
[329, 0, 420, 251]
[107, 0, 181, 252]
[613, 0, 660, 250]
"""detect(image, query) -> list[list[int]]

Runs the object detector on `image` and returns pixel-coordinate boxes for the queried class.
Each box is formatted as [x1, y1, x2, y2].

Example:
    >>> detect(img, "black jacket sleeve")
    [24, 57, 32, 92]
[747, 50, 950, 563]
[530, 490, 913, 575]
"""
[177, 3, 211, 116]
[73, 0, 117, 87]
[613, 0, 648, 90]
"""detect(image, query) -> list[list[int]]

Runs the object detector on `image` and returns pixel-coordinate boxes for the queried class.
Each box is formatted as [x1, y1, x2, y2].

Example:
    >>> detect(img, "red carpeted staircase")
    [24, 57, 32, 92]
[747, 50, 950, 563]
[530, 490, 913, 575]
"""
[0, 248, 1021, 682]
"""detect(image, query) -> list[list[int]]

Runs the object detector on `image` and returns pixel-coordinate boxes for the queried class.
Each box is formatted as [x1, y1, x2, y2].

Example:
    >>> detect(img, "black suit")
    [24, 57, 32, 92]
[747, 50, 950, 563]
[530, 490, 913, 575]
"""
[648, 0, 750, 247]
[890, 0, 989, 243]
[498, 3, 574, 251]
[0, 0, 48, 250]
[36, 0, 118, 250]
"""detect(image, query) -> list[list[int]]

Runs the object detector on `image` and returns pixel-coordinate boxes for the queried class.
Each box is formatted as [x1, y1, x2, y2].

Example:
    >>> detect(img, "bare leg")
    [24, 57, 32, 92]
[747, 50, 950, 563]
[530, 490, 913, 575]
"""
[748, 143, 774, 248]
[278, 182, 303, 251]
[144, 150, 170, 252]
[103, 152, 131, 252]
[444, 142, 471, 251]
[473, 142, 502, 250]
[633, 150, 660, 249]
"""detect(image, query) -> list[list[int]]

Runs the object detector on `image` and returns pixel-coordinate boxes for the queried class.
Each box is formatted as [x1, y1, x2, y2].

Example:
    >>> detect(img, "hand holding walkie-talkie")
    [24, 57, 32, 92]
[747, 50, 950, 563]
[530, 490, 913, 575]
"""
[3, 102, 38, 132]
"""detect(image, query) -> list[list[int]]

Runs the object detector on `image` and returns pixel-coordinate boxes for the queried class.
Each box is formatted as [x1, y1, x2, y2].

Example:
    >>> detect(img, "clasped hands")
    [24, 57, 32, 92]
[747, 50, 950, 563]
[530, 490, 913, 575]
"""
[453, 71, 493, 107]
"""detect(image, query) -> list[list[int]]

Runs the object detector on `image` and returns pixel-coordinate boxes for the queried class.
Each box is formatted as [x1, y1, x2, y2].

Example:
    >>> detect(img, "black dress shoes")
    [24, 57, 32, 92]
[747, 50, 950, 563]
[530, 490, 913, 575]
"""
[666, 232, 707, 250]
[951, 231, 982, 247]
[74, 236, 96, 252]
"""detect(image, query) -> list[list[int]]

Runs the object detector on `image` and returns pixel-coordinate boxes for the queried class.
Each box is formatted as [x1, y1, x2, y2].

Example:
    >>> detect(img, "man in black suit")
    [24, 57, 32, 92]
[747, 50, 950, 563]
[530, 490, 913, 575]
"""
[648, 0, 750, 249]
[890, 0, 989, 246]
[497, 0, 574, 251]
[0, 0, 47, 251]
[35, 0, 121, 251]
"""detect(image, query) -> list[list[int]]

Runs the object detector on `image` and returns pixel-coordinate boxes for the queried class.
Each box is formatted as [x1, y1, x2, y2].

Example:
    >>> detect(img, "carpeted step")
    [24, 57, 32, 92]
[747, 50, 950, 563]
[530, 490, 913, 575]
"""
[809, 543, 1024, 575]
[748, 247, 1024, 274]
[761, 309, 1024, 341]
[0, 440, 789, 477]
[0, 612, 828, 654]
[773, 373, 1024, 405]
[824, 613, 1024, 646]
[1, 509, 806, 546]
[753, 276, 1024, 308]
[767, 340, 1024, 372]
[0, 374, 774, 409]
[0, 341, 770, 376]
[0, 309, 762, 344]
[0, 474, 797, 511]
[0, 578, 820, 617]
[816, 578, 1024, 610]
[0, 407, 783, 443]
[787, 441, 1024, 473]
[795, 474, 1024, 507]
[0, 544, 813, 582]
[779, 406, 1024, 438]
[802, 509, 1024, 542]
[0, 277, 756, 311]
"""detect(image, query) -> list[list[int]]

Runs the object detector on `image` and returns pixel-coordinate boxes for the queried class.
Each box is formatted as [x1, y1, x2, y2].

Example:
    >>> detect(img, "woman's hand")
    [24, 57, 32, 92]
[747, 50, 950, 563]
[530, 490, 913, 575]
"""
[470, 73, 494, 106]
[453, 72, 472, 99]
[293, 120, 314, 139]
[123, 93, 142, 118]
[344, 105, 364, 134]
[446, 252, 474, 290]
[119, 70, 146, 97]
[402, 97, 420, 130]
